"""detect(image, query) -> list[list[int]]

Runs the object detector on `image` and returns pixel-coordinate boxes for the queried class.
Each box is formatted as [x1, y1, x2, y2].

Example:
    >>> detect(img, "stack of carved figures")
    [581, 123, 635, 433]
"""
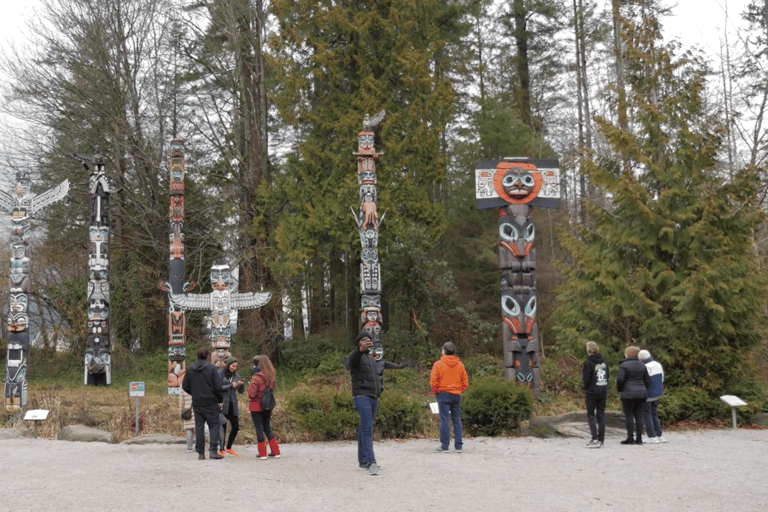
[166, 140, 192, 394]
[475, 158, 560, 397]
[74, 151, 115, 386]
[352, 111, 386, 354]
[0, 172, 69, 407]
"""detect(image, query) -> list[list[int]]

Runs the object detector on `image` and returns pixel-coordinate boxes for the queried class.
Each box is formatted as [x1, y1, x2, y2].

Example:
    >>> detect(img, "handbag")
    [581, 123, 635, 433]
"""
[261, 386, 276, 411]
[181, 408, 192, 420]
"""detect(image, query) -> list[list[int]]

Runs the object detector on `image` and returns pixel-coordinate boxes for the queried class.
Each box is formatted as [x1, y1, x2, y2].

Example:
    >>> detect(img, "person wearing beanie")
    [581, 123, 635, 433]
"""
[218, 355, 245, 456]
[582, 341, 609, 448]
[430, 341, 469, 453]
[181, 347, 225, 460]
[616, 346, 651, 445]
[639, 349, 666, 444]
[348, 331, 381, 475]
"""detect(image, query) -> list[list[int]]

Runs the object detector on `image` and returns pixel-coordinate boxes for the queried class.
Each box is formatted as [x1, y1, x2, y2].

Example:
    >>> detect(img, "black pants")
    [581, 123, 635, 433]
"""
[251, 410, 274, 443]
[621, 398, 647, 441]
[221, 410, 239, 450]
[193, 403, 221, 454]
[585, 394, 606, 442]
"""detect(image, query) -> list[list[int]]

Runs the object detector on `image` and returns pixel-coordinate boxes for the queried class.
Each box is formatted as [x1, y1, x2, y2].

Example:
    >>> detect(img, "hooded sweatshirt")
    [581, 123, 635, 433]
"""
[430, 355, 469, 395]
[181, 359, 224, 406]
[582, 353, 609, 397]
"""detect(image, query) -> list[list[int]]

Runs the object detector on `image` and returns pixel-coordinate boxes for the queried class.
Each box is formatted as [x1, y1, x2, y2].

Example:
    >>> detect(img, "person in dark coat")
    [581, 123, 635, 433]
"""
[182, 347, 225, 460]
[582, 341, 609, 448]
[348, 332, 382, 476]
[219, 356, 244, 456]
[616, 345, 651, 445]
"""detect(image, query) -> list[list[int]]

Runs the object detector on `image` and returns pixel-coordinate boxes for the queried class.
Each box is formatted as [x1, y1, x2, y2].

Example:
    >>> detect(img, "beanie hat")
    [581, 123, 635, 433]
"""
[354, 331, 371, 346]
[224, 356, 237, 367]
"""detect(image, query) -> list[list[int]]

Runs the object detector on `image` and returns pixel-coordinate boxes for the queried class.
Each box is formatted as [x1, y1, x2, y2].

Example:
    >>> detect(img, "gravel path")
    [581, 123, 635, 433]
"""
[2, 428, 766, 512]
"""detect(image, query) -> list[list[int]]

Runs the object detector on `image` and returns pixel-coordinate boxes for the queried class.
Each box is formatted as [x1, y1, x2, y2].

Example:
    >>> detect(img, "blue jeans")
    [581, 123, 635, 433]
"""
[354, 395, 378, 466]
[643, 399, 662, 437]
[437, 392, 463, 450]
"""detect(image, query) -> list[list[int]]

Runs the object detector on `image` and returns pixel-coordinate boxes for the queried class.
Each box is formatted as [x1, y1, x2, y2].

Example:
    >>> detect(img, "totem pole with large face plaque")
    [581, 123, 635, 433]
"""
[166, 140, 194, 394]
[475, 158, 560, 397]
[166, 260, 272, 367]
[74, 150, 116, 385]
[0, 172, 69, 408]
[351, 111, 385, 357]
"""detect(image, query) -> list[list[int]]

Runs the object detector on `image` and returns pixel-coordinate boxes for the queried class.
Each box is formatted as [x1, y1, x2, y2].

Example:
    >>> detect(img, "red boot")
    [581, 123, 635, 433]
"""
[268, 438, 281, 458]
[257, 442, 268, 460]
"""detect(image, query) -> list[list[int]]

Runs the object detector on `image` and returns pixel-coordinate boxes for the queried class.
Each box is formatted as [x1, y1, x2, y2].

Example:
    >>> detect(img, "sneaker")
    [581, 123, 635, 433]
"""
[647, 437, 659, 444]
[634, 439, 643, 445]
[209, 451, 223, 460]
[435, 447, 450, 453]
[455, 448, 462, 453]
[224, 449, 239, 456]
[620, 438, 634, 445]
[585, 440, 601, 448]
[658, 436, 667, 443]
[218, 450, 226, 457]
[198, 452, 205, 460]
[368, 463, 379, 475]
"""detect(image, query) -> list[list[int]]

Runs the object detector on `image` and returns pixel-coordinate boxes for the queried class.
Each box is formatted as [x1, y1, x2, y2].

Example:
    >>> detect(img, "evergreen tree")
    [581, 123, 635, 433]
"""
[553, 7, 768, 393]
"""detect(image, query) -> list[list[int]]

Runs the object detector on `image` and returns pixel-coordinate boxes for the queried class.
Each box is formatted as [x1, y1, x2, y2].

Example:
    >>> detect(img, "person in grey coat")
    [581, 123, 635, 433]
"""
[616, 346, 651, 445]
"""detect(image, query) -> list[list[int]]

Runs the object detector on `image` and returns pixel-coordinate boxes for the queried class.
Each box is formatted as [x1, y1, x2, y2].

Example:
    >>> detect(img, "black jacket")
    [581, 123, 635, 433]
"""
[616, 357, 651, 400]
[348, 347, 382, 399]
[182, 360, 224, 406]
[582, 354, 609, 397]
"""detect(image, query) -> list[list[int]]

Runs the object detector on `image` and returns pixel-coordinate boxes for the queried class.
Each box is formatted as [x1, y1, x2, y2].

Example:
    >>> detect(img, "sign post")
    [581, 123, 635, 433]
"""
[129, 381, 145, 437]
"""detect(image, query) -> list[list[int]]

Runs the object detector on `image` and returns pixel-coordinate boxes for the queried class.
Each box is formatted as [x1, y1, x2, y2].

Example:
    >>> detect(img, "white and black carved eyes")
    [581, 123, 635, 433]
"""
[501, 294, 537, 318]
[499, 222, 535, 243]
[502, 171, 535, 189]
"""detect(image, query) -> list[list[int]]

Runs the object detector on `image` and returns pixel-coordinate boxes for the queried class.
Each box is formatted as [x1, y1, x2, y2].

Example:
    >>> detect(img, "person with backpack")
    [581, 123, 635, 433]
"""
[582, 341, 609, 448]
[247, 354, 281, 460]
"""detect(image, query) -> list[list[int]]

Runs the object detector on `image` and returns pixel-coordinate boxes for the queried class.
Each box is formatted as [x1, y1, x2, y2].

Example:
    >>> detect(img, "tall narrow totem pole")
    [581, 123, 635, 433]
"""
[167, 261, 272, 366]
[75, 151, 116, 385]
[0, 172, 69, 408]
[475, 158, 560, 397]
[166, 140, 192, 394]
[352, 111, 386, 348]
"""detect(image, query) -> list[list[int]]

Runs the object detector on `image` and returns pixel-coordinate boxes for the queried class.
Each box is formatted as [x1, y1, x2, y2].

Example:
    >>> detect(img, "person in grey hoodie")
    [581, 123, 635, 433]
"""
[582, 341, 609, 448]
[639, 349, 666, 444]
[182, 347, 225, 460]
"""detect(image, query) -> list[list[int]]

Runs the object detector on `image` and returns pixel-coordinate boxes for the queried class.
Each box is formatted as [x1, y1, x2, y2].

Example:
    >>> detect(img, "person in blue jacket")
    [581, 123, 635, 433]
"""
[639, 349, 666, 444]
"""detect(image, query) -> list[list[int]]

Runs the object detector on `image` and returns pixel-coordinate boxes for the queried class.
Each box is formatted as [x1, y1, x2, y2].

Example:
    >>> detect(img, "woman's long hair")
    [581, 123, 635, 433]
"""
[258, 355, 276, 386]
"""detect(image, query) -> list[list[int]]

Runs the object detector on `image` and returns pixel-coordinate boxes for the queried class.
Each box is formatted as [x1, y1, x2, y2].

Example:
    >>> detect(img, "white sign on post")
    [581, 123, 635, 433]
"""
[129, 382, 145, 437]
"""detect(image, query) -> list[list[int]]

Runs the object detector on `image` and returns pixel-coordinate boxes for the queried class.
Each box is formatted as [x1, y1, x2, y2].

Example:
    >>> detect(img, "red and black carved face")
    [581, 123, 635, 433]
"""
[501, 168, 535, 200]
[492, 162, 542, 205]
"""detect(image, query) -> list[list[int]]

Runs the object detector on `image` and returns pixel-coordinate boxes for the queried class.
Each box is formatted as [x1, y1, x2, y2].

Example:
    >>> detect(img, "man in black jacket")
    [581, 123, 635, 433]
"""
[348, 332, 381, 475]
[583, 341, 609, 448]
[182, 347, 224, 460]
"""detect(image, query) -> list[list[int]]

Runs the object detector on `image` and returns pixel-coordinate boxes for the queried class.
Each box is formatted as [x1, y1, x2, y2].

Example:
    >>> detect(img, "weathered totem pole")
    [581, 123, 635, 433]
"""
[74, 150, 116, 385]
[0, 172, 69, 408]
[351, 111, 386, 351]
[167, 260, 271, 367]
[165, 140, 194, 394]
[475, 158, 560, 397]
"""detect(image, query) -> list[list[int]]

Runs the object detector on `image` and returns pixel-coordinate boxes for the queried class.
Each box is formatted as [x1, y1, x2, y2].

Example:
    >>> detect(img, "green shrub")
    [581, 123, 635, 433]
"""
[286, 387, 358, 440]
[657, 387, 727, 423]
[376, 391, 425, 437]
[461, 376, 534, 436]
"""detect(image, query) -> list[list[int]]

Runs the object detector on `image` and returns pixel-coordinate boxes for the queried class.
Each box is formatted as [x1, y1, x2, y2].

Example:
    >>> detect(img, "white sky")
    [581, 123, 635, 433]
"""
[662, 0, 752, 54]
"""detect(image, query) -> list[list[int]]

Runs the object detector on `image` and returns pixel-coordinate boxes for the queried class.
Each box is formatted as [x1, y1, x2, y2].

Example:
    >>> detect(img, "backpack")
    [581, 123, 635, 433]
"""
[261, 385, 276, 411]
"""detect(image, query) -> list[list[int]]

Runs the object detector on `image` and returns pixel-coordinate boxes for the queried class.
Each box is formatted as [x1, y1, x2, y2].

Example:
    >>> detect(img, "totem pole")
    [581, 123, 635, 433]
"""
[351, 110, 386, 353]
[165, 140, 193, 394]
[475, 158, 560, 397]
[74, 150, 116, 385]
[0, 172, 69, 408]
[166, 260, 271, 368]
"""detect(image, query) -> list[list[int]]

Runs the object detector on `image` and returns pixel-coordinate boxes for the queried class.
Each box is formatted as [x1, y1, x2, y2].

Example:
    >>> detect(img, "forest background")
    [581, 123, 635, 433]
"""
[2, 0, 768, 434]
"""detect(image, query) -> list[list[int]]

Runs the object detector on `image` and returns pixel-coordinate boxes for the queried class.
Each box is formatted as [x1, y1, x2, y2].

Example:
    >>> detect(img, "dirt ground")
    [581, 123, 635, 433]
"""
[2, 428, 767, 512]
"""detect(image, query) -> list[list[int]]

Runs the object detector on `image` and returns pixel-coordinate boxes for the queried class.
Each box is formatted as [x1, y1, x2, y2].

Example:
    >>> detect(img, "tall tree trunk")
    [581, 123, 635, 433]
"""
[513, 0, 533, 130]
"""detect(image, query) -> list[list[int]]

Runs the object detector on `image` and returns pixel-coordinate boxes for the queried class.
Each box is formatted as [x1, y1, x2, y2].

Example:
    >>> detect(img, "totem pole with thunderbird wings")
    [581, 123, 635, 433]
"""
[0, 172, 69, 407]
[475, 158, 560, 397]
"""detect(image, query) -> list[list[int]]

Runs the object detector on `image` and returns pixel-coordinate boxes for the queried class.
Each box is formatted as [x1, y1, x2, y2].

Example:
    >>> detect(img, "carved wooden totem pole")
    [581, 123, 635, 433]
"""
[75, 150, 116, 385]
[352, 111, 386, 351]
[475, 158, 560, 397]
[166, 139, 193, 394]
[0, 172, 69, 408]
[167, 260, 271, 367]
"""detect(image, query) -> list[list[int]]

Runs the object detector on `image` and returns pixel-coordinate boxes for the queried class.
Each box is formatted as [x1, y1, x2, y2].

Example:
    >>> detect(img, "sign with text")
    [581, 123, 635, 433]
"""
[129, 381, 145, 397]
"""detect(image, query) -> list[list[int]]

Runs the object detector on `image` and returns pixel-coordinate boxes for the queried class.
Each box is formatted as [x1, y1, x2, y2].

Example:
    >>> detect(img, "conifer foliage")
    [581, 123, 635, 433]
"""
[553, 9, 768, 393]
